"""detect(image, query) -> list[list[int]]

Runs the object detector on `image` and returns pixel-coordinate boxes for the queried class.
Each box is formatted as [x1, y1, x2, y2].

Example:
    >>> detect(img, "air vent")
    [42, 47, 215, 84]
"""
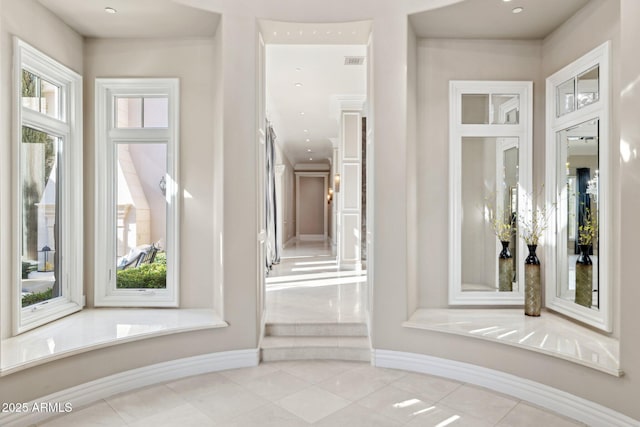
[344, 56, 365, 66]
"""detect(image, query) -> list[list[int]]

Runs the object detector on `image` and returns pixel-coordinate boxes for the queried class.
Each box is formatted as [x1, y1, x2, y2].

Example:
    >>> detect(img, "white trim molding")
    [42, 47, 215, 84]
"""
[94, 78, 180, 307]
[373, 349, 638, 427]
[0, 349, 259, 427]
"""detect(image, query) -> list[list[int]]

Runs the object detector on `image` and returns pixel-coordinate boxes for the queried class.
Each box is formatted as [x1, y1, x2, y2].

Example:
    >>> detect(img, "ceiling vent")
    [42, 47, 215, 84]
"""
[344, 56, 365, 66]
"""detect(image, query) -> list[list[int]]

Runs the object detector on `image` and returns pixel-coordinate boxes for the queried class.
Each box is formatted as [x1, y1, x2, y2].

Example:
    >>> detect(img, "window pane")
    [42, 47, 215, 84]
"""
[461, 94, 490, 124]
[21, 126, 61, 307]
[22, 70, 60, 119]
[491, 94, 519, 124]
[116, 97, 143, 128]
[577, 66, 599, 110]
[557, 78, 575, 117]
[116, 143, 167, 289]
[143, 98, 169, 128]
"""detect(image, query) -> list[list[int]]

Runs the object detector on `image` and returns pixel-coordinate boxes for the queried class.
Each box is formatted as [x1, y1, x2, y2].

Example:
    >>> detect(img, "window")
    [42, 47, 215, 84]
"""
[449, 81, 533, 305]
[14, 39, 83, 334]
[545, 42, 611, 331]
[94, 79, 179, 307]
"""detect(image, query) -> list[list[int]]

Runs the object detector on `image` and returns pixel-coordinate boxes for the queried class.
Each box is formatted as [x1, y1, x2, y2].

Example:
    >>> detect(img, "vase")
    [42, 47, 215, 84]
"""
[524, 244, 541, 316]
[575, 244, 593, 308]
[498, 241, 513, 292]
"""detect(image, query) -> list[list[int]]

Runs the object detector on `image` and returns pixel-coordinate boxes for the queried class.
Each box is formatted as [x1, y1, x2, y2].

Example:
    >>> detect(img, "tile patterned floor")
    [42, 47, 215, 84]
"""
[36, 241, 583, 426]
[38, 360, 584, 426]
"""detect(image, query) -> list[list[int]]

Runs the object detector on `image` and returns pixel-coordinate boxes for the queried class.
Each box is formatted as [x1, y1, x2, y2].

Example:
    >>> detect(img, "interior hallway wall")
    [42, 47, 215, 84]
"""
[415, 38, 543, 307]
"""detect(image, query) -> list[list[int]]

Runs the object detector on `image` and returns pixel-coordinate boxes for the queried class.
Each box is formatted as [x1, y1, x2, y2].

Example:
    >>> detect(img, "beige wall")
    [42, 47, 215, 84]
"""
[619, 0, 640, 420]
[0, 0, 84, 341]
[415, 38, 543, 307]
[297, 176, 325, 236]
[3, 0, 640, 422]
[541, 0, 621, 337]
[83, 37, 216, 309]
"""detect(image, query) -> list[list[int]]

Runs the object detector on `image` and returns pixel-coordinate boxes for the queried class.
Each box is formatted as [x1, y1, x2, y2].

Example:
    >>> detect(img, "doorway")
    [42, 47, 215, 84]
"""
[257, 21, 372, 359]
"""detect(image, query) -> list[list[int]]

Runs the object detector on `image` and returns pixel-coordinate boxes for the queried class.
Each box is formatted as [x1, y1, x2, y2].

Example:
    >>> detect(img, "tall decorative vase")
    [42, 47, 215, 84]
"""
[575, 244, 593, 308]
[498, 241, 513, 292]
[524, 244, 541, 316]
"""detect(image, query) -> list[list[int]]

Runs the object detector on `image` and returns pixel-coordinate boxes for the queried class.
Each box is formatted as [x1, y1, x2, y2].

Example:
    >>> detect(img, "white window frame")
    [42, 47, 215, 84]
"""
[545, 42, 611, 332]
[449, 81, 533, 305]
[94, 78, 180, 307]
[13, 39, 84, 334]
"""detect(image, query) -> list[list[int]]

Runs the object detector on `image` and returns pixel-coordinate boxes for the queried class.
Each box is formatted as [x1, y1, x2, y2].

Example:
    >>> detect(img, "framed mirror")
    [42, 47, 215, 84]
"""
[449, 81, 532, 305]
[545, 42, 611, 331]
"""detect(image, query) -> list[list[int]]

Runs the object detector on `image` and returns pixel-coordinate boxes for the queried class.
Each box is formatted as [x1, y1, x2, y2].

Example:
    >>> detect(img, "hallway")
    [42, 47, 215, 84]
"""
[266, 240, 367, 324]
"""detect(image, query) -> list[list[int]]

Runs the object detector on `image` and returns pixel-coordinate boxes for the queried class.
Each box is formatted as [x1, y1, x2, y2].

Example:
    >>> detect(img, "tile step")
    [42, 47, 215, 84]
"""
[265, 322, 368, 337]
[260, 336, 370, 362]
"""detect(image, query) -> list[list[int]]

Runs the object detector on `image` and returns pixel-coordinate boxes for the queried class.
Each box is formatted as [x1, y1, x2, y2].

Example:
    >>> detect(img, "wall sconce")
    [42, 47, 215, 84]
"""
[334, 173, 341, 193]
[159, 176, 166, 195]
[327, 188, 334, 204]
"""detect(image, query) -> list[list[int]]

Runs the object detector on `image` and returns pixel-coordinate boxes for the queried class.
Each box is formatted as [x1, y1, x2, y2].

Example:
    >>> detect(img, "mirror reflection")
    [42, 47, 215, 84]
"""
[461, 137, 519, 292]
[556, 119, 599, 308]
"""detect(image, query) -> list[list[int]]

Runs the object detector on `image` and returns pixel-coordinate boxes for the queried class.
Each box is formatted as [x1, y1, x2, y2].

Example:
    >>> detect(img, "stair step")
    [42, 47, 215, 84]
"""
[265, 322, 368, 337]
[261, 336, 370, 362]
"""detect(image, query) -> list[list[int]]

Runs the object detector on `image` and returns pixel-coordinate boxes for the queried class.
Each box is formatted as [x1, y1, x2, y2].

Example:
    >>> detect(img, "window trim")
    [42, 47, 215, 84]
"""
[13, 38, 84, 334]
[94, 78, 180, 307]
[544, 42, 611, 332]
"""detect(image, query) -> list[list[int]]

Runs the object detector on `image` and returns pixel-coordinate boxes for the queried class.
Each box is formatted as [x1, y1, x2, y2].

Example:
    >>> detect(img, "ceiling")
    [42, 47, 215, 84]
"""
[38, 0, 220, 38]
[410, 0, 589, 39]
[266, 42, 367, 166]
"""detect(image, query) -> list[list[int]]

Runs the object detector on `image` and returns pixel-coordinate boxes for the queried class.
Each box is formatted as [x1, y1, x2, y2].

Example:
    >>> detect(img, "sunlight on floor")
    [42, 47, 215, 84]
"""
[265, 240, 367, 324]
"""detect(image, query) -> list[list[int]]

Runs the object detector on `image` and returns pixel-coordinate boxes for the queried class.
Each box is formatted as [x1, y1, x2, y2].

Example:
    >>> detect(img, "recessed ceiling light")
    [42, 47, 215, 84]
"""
[512, 7, 524, 13]
[306, 138, 310, 142]
[273, 31, 277, 36]
[296, 67, 302, 72]
[326, 30, 332, 35]
[313, 30, 318, 35]
[337, 31, 342, 35]
[286, 31, 291, 36]
[295, 82, 303, 87]
[307, 148, 312, 152]
[309, 157, 313, 161]
[503, 0, 513, 2]
[300, 111, 305, 116]
[105, 6, 117, 13]
[303, 129, 308, 133]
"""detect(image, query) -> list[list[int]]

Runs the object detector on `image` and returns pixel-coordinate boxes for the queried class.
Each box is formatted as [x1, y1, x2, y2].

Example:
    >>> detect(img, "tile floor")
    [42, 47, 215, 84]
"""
[265, 240, 367, 324]
[36, 241, 584, 426]
[38, 360, 584, 426]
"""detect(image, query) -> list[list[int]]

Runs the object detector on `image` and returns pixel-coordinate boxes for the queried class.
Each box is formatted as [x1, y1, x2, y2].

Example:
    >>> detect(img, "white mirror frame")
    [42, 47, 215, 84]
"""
[449, 81, 533, 305]
[545, 42, 612, 331]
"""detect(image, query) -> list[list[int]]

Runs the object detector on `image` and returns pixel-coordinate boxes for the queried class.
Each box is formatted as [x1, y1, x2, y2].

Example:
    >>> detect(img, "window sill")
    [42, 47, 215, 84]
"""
[1, 308, 227, 376]
[403, 308, 621, 377]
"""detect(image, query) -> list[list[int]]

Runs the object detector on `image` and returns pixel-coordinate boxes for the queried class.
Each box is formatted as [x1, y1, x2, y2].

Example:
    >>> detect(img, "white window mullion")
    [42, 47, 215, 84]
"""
[95, 78, 180, 307]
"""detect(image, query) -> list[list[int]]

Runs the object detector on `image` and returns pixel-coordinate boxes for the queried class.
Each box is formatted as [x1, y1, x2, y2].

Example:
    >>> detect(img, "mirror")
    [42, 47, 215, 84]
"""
[556, 119, 599, 308]
[461, 137, 519, 292]
[545, 41, 610, 331]
[449, 80, 532, 305]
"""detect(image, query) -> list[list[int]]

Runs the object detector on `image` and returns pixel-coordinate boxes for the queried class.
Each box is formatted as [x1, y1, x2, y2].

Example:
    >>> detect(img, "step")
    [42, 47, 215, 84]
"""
[261, 336, 370, 362]
[265, 322, 368, 337]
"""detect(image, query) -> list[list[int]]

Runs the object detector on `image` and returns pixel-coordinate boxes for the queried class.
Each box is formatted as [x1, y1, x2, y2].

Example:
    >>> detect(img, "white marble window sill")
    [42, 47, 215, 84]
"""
[403, 308, 621, 377]
[1, 308, 227, 376]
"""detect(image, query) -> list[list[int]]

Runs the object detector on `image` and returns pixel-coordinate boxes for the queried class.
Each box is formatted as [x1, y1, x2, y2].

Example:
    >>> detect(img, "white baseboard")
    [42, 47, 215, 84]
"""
[373, 349, 638, 427]
[1, 349, 259, 427]
[283, 237, 296, 248]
